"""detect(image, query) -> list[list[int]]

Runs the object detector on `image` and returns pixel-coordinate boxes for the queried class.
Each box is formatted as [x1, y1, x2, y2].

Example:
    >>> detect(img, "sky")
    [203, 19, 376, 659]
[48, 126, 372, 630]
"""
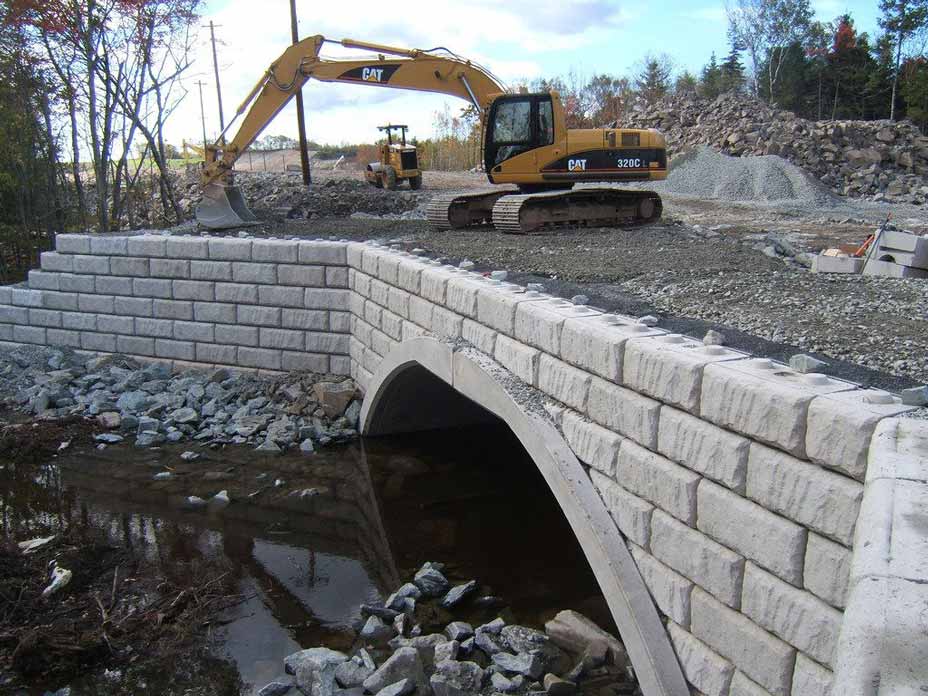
[167, 0, 884, 148]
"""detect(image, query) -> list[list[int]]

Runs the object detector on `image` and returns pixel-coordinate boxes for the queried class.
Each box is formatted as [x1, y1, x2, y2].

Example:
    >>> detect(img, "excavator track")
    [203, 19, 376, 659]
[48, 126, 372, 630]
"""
[425, 191, 510, 230]
[491, 188, 663, 234]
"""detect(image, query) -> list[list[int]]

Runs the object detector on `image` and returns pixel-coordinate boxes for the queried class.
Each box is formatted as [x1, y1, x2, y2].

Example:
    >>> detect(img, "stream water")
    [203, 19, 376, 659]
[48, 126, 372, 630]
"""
[1, 423, 615, 695]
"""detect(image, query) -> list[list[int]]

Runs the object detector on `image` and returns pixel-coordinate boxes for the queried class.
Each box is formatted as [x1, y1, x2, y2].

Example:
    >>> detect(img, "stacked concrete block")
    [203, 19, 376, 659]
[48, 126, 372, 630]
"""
[861, 230, 928, 278]
[701, 358, 856, 458]
[0, 234, 353, 375]
[623, 334, 745, 411]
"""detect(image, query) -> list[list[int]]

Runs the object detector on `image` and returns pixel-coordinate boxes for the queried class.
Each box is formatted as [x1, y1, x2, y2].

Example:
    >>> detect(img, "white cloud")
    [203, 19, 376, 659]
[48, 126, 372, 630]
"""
[165, 0, 607, 146]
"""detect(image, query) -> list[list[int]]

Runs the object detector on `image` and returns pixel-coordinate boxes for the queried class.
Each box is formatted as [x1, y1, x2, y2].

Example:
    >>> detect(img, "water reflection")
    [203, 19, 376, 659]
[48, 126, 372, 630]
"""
[2, 423, 613, 695]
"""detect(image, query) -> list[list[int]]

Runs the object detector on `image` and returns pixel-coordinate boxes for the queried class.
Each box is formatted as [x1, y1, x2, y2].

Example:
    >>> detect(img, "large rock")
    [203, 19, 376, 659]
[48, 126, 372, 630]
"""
[362, 647, 427, 695]
[334, 658, 374, 688]
[257, 683, 293, 696]
[312, 381, 356, 418]
[434, 640, 460, 663]
[445, 622, 474, 642]
[491, 651, 543, 679]
[284, 647, 348, 696]
[360, 615, 394, 643]
[388, 634, 446, 665]
[544, 610, 627, 665]
[440, 580, 477, 609]
[500, 625, 567, 672]
[429, 660, 484, 696]
[413, 566, 450, 597]
[374, 679, 415, 696]
[116, 390, 152, 412]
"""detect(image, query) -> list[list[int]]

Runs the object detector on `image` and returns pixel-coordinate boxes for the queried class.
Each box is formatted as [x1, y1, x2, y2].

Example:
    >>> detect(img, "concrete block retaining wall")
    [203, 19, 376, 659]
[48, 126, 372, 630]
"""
[2, 234, 927, 696]
[1, 234, 352, 375]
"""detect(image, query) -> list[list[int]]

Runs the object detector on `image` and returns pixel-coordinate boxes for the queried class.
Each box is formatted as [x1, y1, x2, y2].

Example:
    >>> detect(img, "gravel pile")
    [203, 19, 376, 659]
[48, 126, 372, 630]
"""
[259, 561, 634, 696]
[1, 345, 361, 453]
[651, 146, 840, 206]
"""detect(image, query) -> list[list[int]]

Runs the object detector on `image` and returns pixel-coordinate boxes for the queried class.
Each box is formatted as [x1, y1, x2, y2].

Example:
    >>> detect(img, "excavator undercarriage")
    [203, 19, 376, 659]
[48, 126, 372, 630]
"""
[425, 188, 662, 234]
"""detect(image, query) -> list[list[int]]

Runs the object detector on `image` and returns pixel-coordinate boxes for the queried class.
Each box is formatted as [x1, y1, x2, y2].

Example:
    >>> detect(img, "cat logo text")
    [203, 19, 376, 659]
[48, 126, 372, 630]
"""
[361, 67, 385, 82]
[568, 159, 587, 172]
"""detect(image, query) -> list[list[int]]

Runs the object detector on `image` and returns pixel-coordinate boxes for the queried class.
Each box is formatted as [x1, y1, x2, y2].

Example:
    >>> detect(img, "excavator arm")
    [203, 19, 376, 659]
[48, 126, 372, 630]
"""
[201, 35, 506, 185]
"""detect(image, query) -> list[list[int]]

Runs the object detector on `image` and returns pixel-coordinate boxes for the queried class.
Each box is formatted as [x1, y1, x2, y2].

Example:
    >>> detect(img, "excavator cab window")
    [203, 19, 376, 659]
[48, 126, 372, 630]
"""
[485, 94, 554, 170]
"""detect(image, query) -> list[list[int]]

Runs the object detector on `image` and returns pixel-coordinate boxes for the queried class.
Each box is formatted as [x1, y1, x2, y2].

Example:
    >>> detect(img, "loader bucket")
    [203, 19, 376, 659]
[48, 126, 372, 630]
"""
[196, 183, 260, 229]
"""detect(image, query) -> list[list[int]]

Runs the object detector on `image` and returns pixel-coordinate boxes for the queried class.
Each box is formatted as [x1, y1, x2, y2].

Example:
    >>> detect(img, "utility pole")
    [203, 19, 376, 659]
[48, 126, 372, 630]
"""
[195, 80, 208, 151]
[289, 0, 312, 185]
[207, 21, 225, 132]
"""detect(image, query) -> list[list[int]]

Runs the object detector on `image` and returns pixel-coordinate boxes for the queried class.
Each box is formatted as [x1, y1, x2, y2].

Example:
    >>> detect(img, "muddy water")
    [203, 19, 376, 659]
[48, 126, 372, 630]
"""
[2, 423, 614, 695]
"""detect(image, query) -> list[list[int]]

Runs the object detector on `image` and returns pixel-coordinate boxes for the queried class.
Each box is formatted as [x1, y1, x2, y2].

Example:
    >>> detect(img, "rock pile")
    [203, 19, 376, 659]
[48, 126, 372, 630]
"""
[174, 172, 426, 220]
[2, 345, 361, 452]
[260, 562, 634, 696]
[627, 91, 928, 204]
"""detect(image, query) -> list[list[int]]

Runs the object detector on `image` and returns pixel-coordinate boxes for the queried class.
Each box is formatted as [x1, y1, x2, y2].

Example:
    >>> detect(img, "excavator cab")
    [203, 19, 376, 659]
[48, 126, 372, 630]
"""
[364, 124, 422, 191]
[484, 94, 555, 172]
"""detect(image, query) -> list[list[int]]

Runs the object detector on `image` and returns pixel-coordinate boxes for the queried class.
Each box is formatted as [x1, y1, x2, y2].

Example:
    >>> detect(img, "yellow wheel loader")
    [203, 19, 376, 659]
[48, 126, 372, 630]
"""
[197, 35, 668, 233]
[365, 124, 422, 191]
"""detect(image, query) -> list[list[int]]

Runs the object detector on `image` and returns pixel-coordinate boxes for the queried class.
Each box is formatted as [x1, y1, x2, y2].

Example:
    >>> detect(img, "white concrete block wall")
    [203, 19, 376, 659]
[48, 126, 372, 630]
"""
[5, 236, 927, 696]
[340, 241, 925, 696]
[3, 234, 352, 375]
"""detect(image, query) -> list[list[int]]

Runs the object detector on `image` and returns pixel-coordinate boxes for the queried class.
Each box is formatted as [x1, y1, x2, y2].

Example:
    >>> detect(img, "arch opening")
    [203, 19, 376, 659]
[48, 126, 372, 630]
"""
[358, 338, 688, 696]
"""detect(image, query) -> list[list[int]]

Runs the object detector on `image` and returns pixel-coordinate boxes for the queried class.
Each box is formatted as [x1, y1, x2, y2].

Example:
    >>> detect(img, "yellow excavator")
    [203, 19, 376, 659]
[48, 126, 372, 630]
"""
[197, 35, 668, 233]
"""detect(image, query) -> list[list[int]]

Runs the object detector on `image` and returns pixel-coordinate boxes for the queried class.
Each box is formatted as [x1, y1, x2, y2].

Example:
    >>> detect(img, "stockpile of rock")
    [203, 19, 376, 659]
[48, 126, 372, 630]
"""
[627, 92, 928, 205]
[2, 345, 360, 452]
[174, 172, 426, 220]
[258, 562, 634, 696]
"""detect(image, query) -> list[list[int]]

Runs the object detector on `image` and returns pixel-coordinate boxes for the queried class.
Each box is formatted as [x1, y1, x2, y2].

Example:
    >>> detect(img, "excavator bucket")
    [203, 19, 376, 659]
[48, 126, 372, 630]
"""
[196, 183, 260, 229]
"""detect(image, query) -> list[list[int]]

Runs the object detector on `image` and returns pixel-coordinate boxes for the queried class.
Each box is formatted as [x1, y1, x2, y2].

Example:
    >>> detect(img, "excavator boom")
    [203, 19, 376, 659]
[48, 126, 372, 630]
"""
[201, 35, 504, 187]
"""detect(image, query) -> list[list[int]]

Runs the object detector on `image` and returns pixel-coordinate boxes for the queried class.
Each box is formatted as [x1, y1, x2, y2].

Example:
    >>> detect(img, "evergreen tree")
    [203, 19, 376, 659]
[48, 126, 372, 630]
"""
[721, 36, 746, 92]
[700, 53, 724, 99]
[635, 54, 673, 105]
[900, 56, 928, 127]
[675, 71, 699, 96]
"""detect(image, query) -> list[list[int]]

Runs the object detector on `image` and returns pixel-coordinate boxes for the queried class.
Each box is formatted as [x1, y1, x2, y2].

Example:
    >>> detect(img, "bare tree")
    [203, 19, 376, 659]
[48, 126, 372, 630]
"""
[99, 0, 199, 224]
[880, 0, 928, 119]
[727, 0, 813, 103]
[10, 0, 200, 230]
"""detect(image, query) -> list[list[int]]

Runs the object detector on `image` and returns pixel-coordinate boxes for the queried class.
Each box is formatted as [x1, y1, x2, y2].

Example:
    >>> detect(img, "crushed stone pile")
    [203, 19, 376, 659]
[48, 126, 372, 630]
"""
[652, 146, 841, 205]
[0, 345, 361, 453]
[627, 91, 928, 205]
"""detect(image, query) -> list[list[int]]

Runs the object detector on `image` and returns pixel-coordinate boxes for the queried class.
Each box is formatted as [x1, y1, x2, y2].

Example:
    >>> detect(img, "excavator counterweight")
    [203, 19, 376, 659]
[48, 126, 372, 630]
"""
[195, 34, 668, 233]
